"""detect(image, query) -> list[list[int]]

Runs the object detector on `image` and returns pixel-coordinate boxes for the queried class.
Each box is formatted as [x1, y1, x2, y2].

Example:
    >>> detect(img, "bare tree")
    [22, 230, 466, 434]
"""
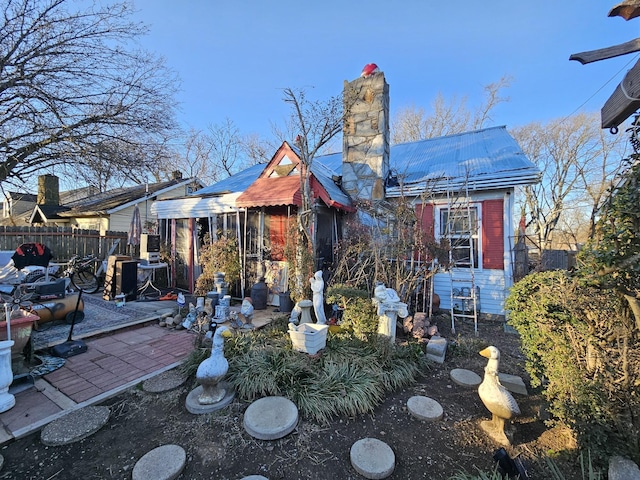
[241, 133, 271, 166]
[391, 76, 511, 144]
[208, 118, 243, 178]
[0, 0, 178, 188]
[511, 112, 627, 250]
[282, 87, 343, 299]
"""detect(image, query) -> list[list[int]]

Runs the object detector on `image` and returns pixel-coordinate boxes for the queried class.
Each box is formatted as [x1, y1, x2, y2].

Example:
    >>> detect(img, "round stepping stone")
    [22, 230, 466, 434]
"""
[41, 406, 110, 446]
[450, 368, 482, 387]
[350, 437, 395, 479]
[407, 395, 444, 422]
[132, 444, 186, 480]
[241, 476, 269, 480]
[143, 369, 187, 393]
[243, 396, 298, 440]
[185, 383, 235, 414]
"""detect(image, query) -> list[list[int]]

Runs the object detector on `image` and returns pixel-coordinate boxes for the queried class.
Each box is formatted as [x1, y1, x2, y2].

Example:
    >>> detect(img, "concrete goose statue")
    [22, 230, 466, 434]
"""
[478, 345, 520, 445]
[196, 324, 232, 405]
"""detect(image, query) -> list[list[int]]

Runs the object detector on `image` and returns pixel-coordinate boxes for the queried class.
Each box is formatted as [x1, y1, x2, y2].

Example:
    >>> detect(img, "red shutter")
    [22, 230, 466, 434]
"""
[482, 199, 504, 270]
[416, 203, 434, 239]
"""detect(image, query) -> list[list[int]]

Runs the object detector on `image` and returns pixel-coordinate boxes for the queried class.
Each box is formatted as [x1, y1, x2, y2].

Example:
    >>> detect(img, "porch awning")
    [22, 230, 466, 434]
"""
[151, 192, 242, 219]
[236, 176, 302, 208]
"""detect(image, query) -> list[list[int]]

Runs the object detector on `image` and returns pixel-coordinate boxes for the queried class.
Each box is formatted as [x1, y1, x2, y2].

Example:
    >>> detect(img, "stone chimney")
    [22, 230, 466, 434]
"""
[342, 70, 390, 201]
[37, 174, 60, 205]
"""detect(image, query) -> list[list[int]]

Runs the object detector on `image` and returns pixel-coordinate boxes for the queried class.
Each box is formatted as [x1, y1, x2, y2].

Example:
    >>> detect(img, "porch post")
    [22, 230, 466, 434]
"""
[170, 219, 177, 288]
[188, 218, 194, 293]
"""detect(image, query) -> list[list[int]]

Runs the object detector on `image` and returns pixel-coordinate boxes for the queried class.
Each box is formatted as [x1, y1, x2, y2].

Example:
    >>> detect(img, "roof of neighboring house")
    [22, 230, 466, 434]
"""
[58, 178, 202, 217]
[29, 204, 72, 224]
[0, 192, 38, 226]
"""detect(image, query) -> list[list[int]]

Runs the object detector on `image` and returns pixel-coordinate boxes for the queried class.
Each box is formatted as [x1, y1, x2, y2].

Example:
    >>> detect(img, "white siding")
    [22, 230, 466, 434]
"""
[433, 269, 507, 317]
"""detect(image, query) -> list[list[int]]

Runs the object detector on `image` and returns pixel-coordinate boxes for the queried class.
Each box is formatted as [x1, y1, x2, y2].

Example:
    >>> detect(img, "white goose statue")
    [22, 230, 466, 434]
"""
[196, 324, 232, 405]
[478, 345, 520, 446]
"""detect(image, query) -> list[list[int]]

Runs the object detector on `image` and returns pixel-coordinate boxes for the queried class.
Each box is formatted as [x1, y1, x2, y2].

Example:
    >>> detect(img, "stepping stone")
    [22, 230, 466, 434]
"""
[143, 369, 187, 393]
[0, 453, 3, 470]
[498, 373, 528, 395]
[185, 383, 235, 414]
[425, 335, 447, 363]
[41, 406, 110, 446]
[450, 368, 482, 387]
[407, 395, 443, 422]
[609, 456, 640, 480]
[350, 437, 395, 479]
[132, 444, 186, 480]
[243, 396, 298, 440]
[241, 476, 269, 480]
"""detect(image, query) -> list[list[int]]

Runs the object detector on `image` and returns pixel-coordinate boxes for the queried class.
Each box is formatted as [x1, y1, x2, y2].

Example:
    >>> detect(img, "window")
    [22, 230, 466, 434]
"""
[439, 206, 480, 268]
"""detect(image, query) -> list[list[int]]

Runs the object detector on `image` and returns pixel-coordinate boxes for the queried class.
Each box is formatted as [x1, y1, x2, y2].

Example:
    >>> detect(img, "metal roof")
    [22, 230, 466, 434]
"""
[194, 164, 265, 196]
[318, 126, 539, 197]
[165, 126, 538, 217]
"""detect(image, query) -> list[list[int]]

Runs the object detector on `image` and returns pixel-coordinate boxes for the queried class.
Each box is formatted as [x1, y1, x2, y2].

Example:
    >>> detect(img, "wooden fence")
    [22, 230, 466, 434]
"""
[0, 226, 129, 261]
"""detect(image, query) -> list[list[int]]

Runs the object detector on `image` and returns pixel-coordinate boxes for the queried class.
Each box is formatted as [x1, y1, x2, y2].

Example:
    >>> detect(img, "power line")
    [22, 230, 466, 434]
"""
[561, 53, 640, 125]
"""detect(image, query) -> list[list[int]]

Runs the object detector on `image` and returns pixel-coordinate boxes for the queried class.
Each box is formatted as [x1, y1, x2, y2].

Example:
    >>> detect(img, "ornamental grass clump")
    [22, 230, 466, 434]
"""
[181, 318, 429, 425]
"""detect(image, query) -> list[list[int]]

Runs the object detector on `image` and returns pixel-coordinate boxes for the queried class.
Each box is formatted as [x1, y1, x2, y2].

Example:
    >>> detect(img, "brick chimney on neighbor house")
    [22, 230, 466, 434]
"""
[342, 67, 390, 201]
[37, 174, 60, 205]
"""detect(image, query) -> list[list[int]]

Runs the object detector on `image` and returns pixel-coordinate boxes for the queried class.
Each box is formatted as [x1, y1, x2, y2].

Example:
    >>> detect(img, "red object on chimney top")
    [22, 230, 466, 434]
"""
[361, 63, 379, 77]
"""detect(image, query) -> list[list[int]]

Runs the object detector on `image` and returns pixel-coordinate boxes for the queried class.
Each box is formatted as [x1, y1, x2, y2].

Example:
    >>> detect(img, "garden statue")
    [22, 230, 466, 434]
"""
[372, 283, 408, 343]
[196, 324, 232, 405]
[309, 270, 327, 324]
[478, 346, 520, 446]
[181, 303, 197, 330]
[289, 302, 302, 324]
[231, 297, 255, 329]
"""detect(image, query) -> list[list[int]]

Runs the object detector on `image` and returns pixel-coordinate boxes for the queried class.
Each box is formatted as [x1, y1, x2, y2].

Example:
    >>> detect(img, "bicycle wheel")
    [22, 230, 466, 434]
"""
[70, 269, 99, 294]
[26, 273, 59, 284]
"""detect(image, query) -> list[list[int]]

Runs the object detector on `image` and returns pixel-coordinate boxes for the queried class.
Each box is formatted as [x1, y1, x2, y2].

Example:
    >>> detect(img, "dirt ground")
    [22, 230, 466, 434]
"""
[0, 315, 582, 480]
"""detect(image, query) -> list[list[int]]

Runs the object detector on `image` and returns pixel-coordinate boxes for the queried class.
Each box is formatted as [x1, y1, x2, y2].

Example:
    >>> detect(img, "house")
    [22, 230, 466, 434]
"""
[0, 192, 38, 226]
[152, 69, 540, 316]
[29, 173, 203, 235]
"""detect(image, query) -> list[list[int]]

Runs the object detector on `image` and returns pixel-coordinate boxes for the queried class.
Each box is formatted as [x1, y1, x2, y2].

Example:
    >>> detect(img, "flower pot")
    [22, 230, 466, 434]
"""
[288, 323, 329, 355]
[0, 340, 15, 413]
[0, 311, 39, 363]
[278, 292, 293, 313]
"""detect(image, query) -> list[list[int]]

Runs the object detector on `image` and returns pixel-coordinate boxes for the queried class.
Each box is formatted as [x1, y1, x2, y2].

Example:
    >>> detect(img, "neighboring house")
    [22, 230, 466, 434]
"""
[153, 69, 540, 316]
[29, 173, 204, 235]
[0, 192, 38, 226]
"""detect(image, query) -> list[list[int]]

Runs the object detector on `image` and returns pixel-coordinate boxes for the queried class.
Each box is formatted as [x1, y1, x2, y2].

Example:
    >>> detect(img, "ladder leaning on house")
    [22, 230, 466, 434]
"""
[445, 185, 479, 335]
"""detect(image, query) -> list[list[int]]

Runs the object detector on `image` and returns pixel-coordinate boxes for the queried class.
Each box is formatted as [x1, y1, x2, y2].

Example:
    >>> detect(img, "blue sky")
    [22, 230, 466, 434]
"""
[130, 0, 640, 139]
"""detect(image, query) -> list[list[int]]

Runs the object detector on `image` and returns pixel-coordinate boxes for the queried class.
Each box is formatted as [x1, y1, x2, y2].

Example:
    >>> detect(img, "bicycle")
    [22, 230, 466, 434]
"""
[28, 254, 100, 294]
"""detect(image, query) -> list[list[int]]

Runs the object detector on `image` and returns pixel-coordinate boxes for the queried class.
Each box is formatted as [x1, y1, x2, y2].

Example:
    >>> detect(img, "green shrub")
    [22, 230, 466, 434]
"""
[194, 235, 241, 295]
[505, 270, 640, 465]
[326, 284, 378, 339]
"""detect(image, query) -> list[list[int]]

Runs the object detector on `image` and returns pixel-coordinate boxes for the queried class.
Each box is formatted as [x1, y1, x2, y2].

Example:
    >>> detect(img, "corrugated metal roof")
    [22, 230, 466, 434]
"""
[317, 126, 539, 196]
[194, 164, 265, 196]
[236, 176, 302, 208]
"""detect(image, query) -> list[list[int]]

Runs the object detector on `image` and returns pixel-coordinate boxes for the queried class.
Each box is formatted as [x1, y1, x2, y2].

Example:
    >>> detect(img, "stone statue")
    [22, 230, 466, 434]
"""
[372, 283, 408, 343]
[309, 270, 327, 324]
[237, 297, 255, 329]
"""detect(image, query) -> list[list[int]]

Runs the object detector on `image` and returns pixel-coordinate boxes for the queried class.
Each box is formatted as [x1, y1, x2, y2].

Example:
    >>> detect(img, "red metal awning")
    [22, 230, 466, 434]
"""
[236, 176, 302, 208]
